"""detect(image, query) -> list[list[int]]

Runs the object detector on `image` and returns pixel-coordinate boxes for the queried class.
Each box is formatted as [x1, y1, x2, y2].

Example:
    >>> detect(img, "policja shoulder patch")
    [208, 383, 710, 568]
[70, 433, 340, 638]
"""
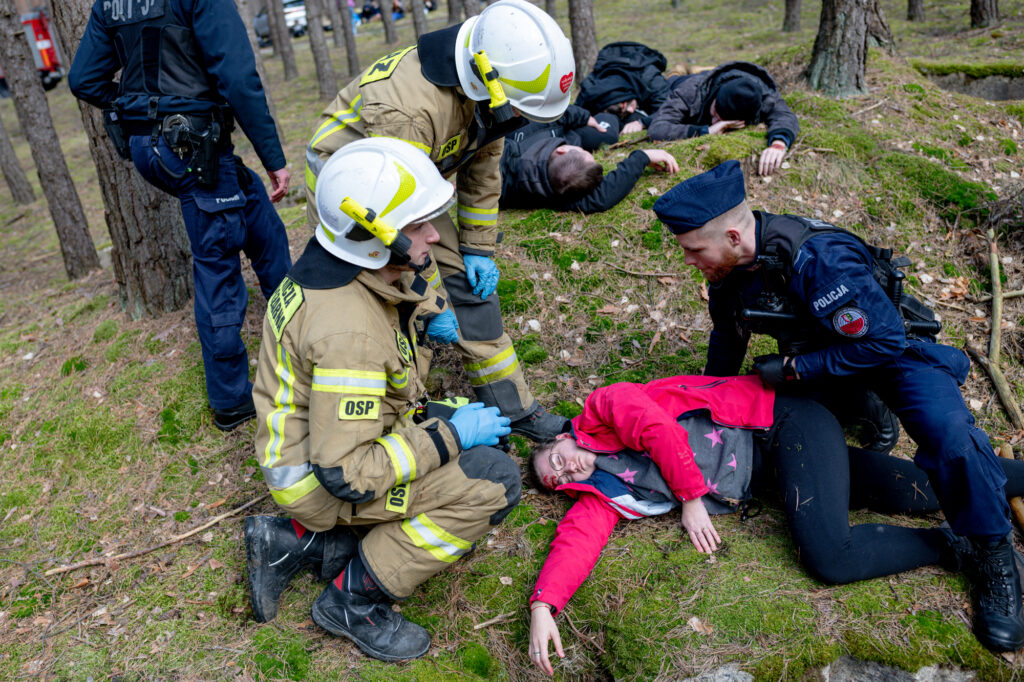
[833, 306, 869, 338]
[267, 278, 305, 341]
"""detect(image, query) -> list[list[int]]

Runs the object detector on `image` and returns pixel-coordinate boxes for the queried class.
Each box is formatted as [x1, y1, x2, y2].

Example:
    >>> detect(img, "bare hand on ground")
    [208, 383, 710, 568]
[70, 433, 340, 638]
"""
[622, 120, 645, 135]
[681, 498, 721, 553]
[759, 145, 786, 176]
[708, 120, 745, 135]
[529, 604, 563, 676]
[642, 149, 679, 173]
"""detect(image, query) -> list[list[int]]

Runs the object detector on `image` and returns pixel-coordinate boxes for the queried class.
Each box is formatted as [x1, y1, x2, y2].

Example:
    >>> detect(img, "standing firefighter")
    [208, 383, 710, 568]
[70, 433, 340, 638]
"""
[246, 139, 521, 661]
[305, 0, 575, 441]
[68, 0, 292, 431]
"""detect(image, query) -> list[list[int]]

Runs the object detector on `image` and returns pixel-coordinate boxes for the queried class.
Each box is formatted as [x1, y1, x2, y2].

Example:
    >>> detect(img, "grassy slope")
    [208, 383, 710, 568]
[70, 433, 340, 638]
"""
[1, 0, 1024, 679]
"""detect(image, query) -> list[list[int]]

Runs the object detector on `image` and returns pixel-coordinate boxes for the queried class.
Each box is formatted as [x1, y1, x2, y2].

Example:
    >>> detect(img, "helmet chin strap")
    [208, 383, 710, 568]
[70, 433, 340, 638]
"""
[339, 197, 412, 265]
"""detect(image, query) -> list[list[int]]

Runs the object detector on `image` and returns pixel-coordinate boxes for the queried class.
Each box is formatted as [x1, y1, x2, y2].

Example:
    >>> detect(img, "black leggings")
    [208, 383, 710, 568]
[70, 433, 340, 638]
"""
[755, 396, 1024, 584]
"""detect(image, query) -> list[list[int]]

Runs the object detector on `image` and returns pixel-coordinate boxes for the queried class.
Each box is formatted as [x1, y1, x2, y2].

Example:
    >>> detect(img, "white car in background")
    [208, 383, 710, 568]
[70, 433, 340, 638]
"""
[254, 1, 333, 45]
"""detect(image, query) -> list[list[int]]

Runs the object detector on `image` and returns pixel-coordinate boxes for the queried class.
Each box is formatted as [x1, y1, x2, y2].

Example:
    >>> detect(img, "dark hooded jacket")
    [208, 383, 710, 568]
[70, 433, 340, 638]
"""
[647, 61, 799, 148]
[574, 42, 672, 126]
[500, 134, 650, 214]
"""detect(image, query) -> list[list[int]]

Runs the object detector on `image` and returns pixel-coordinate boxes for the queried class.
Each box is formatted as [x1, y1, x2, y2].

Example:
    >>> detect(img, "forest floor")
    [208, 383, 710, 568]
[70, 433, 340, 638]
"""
[1, 0, 1024, 679]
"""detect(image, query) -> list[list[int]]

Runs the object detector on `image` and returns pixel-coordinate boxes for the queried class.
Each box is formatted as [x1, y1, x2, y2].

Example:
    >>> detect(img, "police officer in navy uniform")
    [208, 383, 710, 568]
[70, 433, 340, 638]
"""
[653, 160, 1024, 653]
[68, 0, 292, 432]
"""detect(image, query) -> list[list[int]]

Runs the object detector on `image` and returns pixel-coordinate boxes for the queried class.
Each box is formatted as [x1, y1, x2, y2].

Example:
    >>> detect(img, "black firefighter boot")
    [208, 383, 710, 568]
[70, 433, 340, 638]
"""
[245, 515, 357, 623]
[965, 535, 1024, 652]
[311, 554, 431, 661]
[509, 404, 569, 442]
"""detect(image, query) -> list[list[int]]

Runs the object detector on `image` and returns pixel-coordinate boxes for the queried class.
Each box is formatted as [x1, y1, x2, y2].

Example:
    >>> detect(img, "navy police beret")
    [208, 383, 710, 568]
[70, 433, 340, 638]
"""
[653, 160, 746, 235]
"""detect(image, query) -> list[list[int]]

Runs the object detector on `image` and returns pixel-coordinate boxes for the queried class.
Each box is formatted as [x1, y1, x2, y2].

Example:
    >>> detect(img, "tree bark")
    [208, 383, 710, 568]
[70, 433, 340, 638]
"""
[567, 0, 597, 83]
[866, 0, 893, 50]
[804, 0, 869, 98]
[783, 0, 801, 31]
[545, 0, 557, 17]
[447, 0, 461, 24]
[338, 0, 361, 77]
[49, 0, 192, 316]
[0, 111, 34, 205]
[306, 0, 339, 99]
[408, 0, 428, 37]
[235, 0, 285, 142]
[326, 0, 345, 47]
[379, 0, 399, 43]
[268, 0, 299, 79]
[906, 0, 924, 21]
[970, 0, 998, 27]
[0, 0, 99, 279]
[462, 0, 480, 18]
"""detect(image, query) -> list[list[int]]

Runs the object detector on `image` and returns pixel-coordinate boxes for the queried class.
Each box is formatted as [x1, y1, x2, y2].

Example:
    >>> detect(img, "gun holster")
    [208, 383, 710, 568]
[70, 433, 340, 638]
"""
[102, 109, 131, 160]
[161, 114, 222, 189]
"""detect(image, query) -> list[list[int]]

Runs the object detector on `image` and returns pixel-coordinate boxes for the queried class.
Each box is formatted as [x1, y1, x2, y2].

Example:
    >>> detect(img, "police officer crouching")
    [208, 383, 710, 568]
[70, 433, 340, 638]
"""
[654, 160, 1024, 653]
[245, 139, 521, 661]
[68, 0, 292, 432]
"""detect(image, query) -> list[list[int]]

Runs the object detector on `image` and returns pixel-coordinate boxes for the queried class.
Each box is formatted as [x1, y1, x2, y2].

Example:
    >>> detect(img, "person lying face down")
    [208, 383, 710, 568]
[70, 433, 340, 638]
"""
[524, 374, 1024, 676]
[647, 62, 800, 176]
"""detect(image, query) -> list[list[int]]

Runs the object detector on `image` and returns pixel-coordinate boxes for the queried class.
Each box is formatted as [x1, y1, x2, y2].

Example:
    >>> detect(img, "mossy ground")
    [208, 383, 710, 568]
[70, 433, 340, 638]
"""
[2, 0, 1024, 679]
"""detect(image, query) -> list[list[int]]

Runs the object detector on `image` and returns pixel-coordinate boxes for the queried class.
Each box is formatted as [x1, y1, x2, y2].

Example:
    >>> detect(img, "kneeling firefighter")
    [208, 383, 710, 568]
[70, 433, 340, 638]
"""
[246, 139, 521, 661]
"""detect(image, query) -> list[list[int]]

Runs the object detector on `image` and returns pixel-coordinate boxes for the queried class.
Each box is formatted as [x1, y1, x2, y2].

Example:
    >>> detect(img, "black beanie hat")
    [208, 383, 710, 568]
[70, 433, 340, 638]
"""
[715, 76, 761, 122]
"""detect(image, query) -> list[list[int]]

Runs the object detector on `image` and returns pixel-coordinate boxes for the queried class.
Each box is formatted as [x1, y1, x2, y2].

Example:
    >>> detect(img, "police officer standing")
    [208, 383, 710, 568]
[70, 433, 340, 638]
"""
[653, 160, 1024, 653]
[245, 139, 520, 661]
[305, 0, 576, 441]
[68, 0, 292, 432]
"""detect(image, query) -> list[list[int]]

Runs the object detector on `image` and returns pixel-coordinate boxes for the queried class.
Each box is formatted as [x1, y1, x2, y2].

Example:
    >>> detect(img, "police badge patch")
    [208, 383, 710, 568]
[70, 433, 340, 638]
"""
[833, 307, 869, 337]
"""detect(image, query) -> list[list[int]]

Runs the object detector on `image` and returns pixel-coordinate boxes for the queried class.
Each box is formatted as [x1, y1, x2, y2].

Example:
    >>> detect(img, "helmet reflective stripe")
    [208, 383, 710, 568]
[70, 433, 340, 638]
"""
[500, 63, 550, 94]
[381, 162, 416, 217]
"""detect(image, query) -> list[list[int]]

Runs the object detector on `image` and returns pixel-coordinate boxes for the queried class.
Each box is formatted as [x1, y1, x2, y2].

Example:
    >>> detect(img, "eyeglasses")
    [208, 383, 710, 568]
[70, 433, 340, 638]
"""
[547, 448, 572, 487]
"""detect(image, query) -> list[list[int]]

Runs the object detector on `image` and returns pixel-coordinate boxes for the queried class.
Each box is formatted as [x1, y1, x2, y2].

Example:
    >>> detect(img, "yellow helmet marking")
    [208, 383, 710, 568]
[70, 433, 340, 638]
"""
[381, 162, 416, 218]
[499, 63, 551, 94]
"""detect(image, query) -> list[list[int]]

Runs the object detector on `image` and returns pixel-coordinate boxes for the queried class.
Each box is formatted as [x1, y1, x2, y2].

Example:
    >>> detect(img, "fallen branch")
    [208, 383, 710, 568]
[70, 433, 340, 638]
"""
[600, 261, 685, 278]
[851, 97, 889, 117]
[997, 444, 1024, 533]
[43, 494, 269, 577]
[473, 612, 513, 630]
[974, 289, 1024, 303]
[562, 609, 606, 653]
[965, 346, 1023, 429]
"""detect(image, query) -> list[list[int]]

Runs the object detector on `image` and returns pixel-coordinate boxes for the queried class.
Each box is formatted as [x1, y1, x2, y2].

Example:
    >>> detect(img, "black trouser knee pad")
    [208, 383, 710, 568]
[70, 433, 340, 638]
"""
[443, 273, 503, 342]
[458, 446, 522, 524]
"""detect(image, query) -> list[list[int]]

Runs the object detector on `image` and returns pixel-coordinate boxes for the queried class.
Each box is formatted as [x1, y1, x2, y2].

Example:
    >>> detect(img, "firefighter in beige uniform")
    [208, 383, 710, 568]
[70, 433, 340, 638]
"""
[304, 0, 575, 441]
[245, 139, 520, 661]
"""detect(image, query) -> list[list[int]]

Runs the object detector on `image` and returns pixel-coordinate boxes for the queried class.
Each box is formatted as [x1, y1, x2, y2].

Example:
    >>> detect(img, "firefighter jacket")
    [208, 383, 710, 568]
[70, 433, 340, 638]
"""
[253, 239, 462, 531]
[305, 25, 522, 257]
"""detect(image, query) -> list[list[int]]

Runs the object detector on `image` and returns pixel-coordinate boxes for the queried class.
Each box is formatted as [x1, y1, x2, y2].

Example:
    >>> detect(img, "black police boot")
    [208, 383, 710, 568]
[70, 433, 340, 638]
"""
[311, 555, 431, 661]
[509, 404, 568, 442]
[965, 535, 1024, 652]
[937, 524, 973, 573]
[245, 516, 358, 623]
[213, 395, 257, 432]
[853, 391, 900, 454]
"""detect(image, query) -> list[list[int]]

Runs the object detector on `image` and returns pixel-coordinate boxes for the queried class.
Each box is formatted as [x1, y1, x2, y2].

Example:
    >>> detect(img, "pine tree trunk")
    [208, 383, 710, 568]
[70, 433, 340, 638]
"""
[49, 0, 192, 316]
[906, 0, 924, 21]
[447, 0, 461, 24]
[462, 0, 480, 18]
[338, 0, 361, 77]
[804, 0, 869, 98]
[408, 0, 428, 37]
[326, 0, 345, 47]
[545, 0, 557, 17]
[265, 0, 281, 55]
[567, 0, 597, 83]
[379, 0, 399, 43]
[306, 0, 339, 99]
[783, 0, 801, 31]
[0, 0, 99, 279]
[970, 0, 998, 27]
[0, 111, 34, 205]
[866, 0, 893, 49]
[235, 0, 286, 142]
[268, 0, 299, 79]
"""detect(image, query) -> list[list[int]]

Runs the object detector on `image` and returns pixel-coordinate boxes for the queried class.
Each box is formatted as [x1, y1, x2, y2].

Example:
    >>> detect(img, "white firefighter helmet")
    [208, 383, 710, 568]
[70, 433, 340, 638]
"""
[315, 138, 455, 269]
[454, 0, 574, 123]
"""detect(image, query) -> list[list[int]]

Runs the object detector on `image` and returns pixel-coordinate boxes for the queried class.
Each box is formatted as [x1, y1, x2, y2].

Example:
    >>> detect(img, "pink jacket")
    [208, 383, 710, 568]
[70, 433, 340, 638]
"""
[530, 375, 774, 614]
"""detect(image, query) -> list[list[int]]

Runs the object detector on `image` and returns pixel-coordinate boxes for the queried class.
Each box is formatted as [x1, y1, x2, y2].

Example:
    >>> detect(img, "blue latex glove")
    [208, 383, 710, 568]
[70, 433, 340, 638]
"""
[463, 255, 500, 300]
[425, 309, 460, 344]
[448, 402, 512, 449]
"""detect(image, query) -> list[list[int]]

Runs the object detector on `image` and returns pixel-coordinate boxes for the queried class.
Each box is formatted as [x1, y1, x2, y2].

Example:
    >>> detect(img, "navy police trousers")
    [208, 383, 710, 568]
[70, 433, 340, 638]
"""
[130, 135, 291, 410]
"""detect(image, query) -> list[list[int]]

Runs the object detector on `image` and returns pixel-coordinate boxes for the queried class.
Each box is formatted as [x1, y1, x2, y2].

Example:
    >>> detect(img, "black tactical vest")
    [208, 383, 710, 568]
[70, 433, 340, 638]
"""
[103, 0, 220, 108]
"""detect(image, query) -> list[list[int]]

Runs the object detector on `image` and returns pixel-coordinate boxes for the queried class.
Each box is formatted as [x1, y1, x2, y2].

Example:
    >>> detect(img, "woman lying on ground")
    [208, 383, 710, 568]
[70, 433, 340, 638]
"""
[525, 374, 1024, 675]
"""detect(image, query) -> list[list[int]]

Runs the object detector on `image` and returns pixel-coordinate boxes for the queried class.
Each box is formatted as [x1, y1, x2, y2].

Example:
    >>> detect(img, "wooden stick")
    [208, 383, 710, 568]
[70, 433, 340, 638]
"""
[473, 612, 513, 630]
[966, 346, 1024, 429]
[600, 261, 685, 278]
[974, 289, 1024, 303]
[988, 228, 1003, 365]
[562, 610, 606, 653]
[998, 444, 1024, 532]
[44, 494, 269, 577]
[851, 97, 888, 117]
